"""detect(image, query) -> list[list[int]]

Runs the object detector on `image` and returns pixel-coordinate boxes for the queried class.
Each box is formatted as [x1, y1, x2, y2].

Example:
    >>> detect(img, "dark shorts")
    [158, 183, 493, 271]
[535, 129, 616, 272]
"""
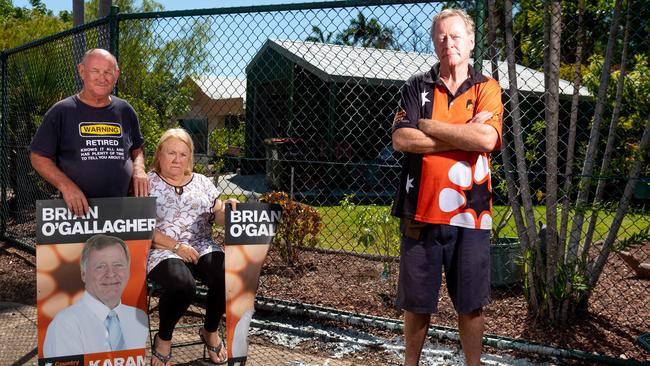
[396, 220, 490, 315]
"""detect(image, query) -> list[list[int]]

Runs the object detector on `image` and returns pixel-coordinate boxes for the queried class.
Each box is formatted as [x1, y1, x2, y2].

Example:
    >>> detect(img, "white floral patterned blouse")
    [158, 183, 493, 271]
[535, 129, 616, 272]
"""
[147, 171, 223, 273]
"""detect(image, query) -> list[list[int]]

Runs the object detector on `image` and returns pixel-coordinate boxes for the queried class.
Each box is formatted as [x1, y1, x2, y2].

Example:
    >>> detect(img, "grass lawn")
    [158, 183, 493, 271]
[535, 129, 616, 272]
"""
[313, 204, 650, 256]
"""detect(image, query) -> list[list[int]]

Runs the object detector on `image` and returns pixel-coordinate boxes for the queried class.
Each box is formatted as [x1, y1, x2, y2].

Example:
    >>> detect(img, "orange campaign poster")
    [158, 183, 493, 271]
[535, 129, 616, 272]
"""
[36, 197, 156, 366]
[224, 203, 281, 366]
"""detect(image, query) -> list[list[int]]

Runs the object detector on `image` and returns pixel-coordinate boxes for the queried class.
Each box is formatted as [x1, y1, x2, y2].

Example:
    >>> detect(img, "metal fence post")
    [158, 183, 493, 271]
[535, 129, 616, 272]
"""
[109, 5, 120, 96]
[0, 52, 7, 238]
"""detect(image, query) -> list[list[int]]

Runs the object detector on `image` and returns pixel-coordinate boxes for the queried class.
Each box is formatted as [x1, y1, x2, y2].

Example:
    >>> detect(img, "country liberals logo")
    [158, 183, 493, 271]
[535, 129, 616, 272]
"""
[79, 122, 122, 138]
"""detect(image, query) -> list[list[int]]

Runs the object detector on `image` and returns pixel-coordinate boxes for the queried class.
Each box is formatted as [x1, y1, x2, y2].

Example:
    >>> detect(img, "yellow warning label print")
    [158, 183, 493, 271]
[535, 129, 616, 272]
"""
[79, 123, 122, 137]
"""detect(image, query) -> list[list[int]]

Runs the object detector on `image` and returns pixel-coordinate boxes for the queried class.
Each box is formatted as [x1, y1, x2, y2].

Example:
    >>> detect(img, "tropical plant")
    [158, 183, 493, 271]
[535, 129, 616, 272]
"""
[208, 119, 245, 172]
[338, 12, 395, 49]
[305, 25, 335, 44]
[260, 191, 322, 266]
[339, 194, 399, 281]
[304, 12, 395, 50]
[125, 94, 165, 169]
[502, 0, 650, 324]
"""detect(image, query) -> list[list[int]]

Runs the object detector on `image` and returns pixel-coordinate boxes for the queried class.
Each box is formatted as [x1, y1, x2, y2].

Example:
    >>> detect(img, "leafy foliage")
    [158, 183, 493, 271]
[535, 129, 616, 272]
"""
[260, 191, 322, 266]
[610, 227, 650, 252]
[503, 0, 650, 325]
[582, 53, 650, 177]
[208, 120, 245, 172]
[125, 94, 165, 169]
[306, 11, 396, 50]
[0, 0, 71, 50]
[340, 194, 399, 280]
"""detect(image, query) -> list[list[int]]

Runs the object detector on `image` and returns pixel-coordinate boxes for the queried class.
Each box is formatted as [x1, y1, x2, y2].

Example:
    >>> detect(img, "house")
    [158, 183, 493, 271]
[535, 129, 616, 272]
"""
[177, 76, 246, 155]
[243, 39, 593, 196]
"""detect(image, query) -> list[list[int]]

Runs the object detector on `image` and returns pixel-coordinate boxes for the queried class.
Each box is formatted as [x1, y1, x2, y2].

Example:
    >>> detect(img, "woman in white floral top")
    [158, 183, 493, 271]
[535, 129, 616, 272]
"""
[148, 128, 236, 366]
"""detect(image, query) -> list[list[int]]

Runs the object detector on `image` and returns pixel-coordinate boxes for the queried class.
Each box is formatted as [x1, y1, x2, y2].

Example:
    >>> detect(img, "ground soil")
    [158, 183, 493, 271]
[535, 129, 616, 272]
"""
[2, 239, 648, 363]
[257, 245, 650, 363]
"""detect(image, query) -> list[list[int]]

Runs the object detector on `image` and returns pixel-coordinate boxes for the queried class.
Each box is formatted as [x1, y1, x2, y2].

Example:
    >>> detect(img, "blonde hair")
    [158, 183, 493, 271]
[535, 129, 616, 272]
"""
[431, 8, 475, 39]
[151, 128, 194, 175]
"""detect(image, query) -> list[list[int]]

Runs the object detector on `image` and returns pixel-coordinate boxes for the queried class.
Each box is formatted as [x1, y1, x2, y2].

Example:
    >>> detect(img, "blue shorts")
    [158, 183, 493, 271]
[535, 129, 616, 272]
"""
[396, 220, 490, 315]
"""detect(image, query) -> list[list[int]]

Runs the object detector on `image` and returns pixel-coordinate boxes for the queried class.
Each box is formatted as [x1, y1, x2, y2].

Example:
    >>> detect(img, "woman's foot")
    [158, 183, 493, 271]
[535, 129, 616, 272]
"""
[199, 327, 227, 364]
[152, 333, 173, 366]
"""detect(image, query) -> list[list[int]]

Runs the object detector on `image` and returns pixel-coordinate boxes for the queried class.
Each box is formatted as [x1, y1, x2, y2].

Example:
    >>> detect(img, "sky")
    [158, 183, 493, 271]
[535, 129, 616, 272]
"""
[10, 0, 438, 78]
[13, 0, 342, 14]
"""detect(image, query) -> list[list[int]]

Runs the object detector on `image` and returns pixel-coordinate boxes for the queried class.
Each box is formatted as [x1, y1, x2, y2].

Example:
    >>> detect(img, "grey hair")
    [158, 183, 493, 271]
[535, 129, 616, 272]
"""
[431, 8, 475, 39]
[80, 234, 130, 272]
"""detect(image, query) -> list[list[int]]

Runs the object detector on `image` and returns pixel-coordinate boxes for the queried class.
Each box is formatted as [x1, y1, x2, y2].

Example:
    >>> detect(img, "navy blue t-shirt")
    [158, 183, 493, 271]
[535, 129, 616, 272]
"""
[29, 95, 144, 198]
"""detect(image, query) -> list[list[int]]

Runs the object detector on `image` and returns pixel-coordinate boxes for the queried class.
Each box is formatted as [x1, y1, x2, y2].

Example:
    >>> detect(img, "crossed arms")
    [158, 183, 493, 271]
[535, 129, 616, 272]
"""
[392, 111, 499, 154]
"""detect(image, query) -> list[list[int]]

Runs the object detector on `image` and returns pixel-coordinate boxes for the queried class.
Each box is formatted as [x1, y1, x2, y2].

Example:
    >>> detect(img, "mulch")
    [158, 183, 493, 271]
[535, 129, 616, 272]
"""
[2, 239, 648, 363]
[257, 245, 650, 363]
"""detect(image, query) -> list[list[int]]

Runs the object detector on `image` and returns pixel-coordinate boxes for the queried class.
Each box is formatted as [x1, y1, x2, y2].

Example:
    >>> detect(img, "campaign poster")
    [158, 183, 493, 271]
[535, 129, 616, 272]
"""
[224, 203, 282, 366]
[36, 197, 156, 366]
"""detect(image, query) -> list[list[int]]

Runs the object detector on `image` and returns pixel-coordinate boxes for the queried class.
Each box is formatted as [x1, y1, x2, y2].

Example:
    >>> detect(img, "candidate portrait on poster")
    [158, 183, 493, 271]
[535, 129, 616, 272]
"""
[42, 234, 148, 357]
[36, 197, 155, 365]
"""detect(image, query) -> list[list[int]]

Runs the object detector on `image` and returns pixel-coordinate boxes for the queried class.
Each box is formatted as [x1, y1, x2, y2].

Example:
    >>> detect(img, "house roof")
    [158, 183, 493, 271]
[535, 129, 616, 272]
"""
[247, 39, 591, 97]
[190, 76, 247, 103]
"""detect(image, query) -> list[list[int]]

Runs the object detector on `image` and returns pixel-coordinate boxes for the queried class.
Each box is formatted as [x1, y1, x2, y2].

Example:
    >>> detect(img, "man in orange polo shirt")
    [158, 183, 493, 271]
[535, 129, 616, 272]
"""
[391, 8, 503, 366]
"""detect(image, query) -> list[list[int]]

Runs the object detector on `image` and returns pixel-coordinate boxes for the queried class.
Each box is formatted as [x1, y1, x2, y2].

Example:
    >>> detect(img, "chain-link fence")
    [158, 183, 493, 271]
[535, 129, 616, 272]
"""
[1, 0, 649, 363]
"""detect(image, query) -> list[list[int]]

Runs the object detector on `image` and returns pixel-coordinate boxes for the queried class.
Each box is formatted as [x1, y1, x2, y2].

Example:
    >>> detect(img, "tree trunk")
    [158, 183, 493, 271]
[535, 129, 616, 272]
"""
[582, 0, 632, 259]
[503, 0, 539, 312]
[587, 113, 650, 292]
[558, 0, 586, 323]
[559, 0, 585, 254]
[566, 0, 623, 261]
[543, 0, 562, 322]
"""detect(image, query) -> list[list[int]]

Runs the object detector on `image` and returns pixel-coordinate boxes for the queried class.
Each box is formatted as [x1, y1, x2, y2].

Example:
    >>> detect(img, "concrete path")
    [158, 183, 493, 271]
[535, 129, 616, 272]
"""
[0, 303, 37, 365]
[0, 303, 372, 366]
[0, 302, 550, 366]
[214, 174, 269, 198]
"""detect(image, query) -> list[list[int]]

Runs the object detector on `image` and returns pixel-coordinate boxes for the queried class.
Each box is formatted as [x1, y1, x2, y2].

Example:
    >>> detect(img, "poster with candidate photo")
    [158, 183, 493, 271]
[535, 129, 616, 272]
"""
[36, 197, 156, 366]
[224, 203, 281, 366]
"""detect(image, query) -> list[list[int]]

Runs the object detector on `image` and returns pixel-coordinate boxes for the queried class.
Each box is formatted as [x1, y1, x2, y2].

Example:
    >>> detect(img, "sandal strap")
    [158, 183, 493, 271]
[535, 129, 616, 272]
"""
[199, 329, 226, 358]
[205, 340, 222, 354]
[152, 333, 173, 363]
[152, 347, 173, 363]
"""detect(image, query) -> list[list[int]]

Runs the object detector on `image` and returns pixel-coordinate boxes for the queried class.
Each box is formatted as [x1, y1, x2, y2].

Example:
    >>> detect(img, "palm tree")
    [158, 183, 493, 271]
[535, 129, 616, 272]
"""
[337, 12, 395, 49]
[305, 12, 395, 50]
[338, 12, 395, 49]
[305, 25, 335, 44]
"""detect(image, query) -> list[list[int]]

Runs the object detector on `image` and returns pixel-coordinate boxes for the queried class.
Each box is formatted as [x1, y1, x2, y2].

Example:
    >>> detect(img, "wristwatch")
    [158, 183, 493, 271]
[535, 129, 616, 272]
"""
[172, 242, 182, 253]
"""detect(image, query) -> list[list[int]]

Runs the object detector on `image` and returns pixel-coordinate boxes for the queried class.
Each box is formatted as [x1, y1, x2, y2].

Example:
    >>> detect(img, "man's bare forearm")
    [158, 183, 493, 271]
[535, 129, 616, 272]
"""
[131, 147, 149, 197]
[131, 147, 146, 174]
[418, 116, 498, 152]
[30, 152, 79, 192]
[392, 128, 455, 154]
[31, 152, 89, 216]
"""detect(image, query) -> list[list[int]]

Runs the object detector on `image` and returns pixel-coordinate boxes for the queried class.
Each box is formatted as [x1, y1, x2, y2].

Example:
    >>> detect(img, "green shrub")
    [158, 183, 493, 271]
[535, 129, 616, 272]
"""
[208, 119, 245, 172]
[340, 194, 400, 280]
[125, 94, 165, 169]
[260, 191, 322, 266]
